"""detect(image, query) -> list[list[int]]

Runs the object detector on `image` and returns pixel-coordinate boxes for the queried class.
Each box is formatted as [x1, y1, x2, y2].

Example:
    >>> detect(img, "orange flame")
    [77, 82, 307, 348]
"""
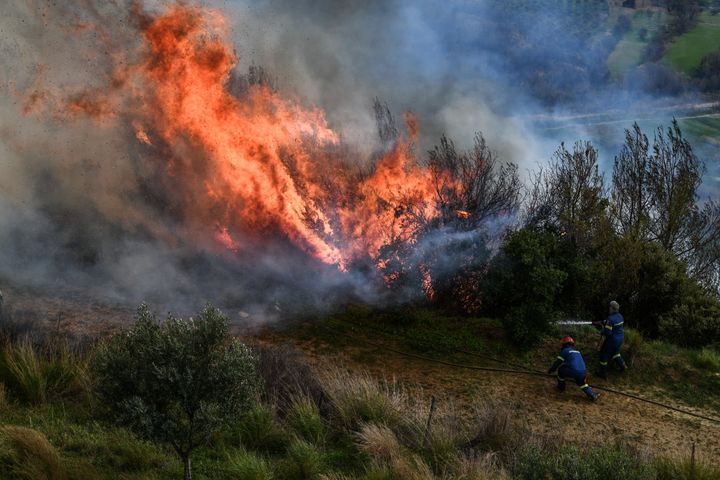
[35, 3, 451, 270]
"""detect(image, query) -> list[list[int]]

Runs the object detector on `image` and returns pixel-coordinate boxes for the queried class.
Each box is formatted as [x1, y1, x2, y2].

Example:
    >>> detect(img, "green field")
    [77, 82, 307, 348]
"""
[608, 10, 668, 77]
[679, 115, 720, 139]
[664, 12, 720, 74]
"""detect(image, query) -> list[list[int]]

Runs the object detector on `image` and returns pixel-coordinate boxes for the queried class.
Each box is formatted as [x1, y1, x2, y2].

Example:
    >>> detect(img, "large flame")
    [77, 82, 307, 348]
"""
[34, 3, 449, 270]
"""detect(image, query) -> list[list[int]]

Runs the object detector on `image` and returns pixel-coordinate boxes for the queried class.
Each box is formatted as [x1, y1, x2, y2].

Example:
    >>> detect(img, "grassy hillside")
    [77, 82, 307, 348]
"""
[1, 306, 719, 479]
[608, 10, 668, 77]
[292, 306, 720, 413]
[664, 12, 720, 74]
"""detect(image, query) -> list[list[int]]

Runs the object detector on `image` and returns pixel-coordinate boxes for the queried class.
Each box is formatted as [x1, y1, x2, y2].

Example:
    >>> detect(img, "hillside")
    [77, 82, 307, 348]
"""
[254, 307, 720, 464]
[1, 285, 719, 478]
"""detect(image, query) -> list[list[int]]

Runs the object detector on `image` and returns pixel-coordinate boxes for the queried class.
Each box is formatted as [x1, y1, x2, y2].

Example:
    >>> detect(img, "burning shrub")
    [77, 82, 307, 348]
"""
[93, 304, 259, 480]
[374, 132, 520, 310]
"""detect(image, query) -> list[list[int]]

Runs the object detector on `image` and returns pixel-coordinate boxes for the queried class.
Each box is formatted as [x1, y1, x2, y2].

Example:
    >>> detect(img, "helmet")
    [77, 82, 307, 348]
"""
[561, 336, 575, 345]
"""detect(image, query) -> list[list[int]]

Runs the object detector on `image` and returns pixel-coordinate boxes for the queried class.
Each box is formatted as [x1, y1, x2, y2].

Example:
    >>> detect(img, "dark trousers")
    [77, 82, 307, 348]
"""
[599, 337, 626, 373]
[557, 366, 596, 399]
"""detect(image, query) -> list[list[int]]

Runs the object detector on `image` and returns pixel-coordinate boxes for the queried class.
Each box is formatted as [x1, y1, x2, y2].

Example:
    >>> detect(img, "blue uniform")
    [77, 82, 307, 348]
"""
[598, 313, 627, 375]
[548, 345, 597, 400]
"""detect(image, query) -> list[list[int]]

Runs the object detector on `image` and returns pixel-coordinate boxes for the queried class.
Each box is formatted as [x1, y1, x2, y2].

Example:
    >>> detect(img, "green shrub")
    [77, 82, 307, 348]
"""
[659, 283, 720, 348]
[226, 449, 274, 480]
[234, 402, 288, 453]
[61, 424, 168, 472]
[93, 304, 259, 480]
[654, 455, 720, 480]
[279, 438, 325, 480]
[513, 444, 654, 480]
[624, 328, 643, 352]
[287, 396, 326, 446]
[484, 228, 567, 347]
[693, 348, 720, 371]
[358, 466, 395, 480]
[504, 304, 556, 349]
[623, 328, 644, 365]
[0, 339, 87, 404]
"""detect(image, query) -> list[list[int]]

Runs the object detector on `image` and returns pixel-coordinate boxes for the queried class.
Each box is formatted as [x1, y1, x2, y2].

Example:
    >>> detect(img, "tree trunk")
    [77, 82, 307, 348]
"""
[183, 455, 192, 480]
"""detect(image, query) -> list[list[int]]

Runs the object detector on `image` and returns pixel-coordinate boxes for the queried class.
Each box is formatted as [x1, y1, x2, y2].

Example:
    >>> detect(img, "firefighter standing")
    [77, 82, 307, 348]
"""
[594, 300, 627, 379]
[548, 336, 599, 401]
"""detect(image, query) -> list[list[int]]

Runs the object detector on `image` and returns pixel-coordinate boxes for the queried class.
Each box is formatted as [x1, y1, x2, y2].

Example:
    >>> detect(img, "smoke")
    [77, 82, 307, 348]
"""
[220, 0, 542, 163]
[0, 0, 714, 318]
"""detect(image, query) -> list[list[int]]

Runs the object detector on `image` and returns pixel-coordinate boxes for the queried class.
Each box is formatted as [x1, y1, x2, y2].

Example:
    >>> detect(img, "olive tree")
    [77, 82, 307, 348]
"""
[94, 305, 259, 480]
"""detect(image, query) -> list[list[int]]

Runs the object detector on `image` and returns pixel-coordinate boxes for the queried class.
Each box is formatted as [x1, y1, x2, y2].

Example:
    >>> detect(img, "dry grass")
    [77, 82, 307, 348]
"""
[463, 402, 513, 452]
[453, 452, 508, 480]
[356, 423, 403, 463]
[389, 453, 434, 480]
[321, 367, 414, 429]
[0, 425, 66, 480]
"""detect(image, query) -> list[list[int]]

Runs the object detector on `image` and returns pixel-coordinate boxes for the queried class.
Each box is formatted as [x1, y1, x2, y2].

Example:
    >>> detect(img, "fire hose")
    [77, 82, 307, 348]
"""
[318, 321, 720, 425]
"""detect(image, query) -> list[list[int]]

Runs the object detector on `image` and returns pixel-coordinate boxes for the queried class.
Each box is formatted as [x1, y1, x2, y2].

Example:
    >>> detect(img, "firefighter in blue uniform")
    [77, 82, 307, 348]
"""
[548, 336, 599, 401]
[594, 300, 627, 379]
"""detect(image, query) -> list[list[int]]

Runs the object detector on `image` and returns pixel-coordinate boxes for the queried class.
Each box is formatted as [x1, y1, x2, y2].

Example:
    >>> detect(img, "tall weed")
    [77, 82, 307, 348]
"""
[0, 338, 88, 404]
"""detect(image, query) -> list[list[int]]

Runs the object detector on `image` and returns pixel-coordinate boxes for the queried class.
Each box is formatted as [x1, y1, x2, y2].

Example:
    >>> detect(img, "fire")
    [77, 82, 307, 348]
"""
[31, 2, 452, 271]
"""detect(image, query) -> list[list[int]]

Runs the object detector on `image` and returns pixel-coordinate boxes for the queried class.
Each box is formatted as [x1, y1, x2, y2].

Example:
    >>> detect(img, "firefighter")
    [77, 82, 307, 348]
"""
[594, 300, 627, 379]
[548, 336, 599, 401]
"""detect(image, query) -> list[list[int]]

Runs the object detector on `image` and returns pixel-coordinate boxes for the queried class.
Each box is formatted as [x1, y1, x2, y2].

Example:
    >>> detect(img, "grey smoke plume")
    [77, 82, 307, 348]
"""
[0, 0, 714, 317]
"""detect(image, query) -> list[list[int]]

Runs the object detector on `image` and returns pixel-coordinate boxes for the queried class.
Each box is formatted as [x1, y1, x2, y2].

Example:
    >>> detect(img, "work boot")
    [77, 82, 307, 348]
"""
[614, 355, 627, 372]
[556, 381, 566, 392]
[595, 364, 608, 379]
[581, 386, 598, 401]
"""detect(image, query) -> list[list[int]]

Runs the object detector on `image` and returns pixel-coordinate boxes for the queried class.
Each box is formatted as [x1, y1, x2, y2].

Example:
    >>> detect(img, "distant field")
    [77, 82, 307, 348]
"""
[679, 115, 720, 138]
[608, 10, 668, 77]
[664, 12, 720, 74]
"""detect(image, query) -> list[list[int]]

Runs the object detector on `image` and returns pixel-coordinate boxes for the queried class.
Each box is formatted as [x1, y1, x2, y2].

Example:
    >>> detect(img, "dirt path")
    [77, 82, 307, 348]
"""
[254, 326, 720, 466]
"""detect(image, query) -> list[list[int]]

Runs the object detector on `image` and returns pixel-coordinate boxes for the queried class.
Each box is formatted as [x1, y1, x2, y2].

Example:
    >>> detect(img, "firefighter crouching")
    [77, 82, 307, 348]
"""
[593, 300, 627, 379]
[548, 336, 599, 401]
